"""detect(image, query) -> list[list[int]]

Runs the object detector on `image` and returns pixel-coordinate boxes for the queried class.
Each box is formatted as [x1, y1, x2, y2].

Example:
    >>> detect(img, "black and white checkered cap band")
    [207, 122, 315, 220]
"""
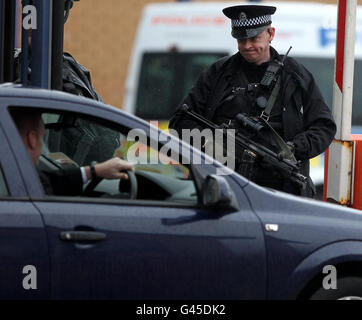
[231, 15, 271, 27]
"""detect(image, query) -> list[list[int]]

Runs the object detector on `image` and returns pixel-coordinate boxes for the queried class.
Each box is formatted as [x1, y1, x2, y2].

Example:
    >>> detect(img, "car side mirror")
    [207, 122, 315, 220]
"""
[202, 175, 240, 212]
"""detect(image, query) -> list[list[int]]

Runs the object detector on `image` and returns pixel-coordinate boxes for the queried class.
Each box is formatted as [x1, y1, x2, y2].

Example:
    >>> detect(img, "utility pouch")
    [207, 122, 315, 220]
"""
[237, 149, 257, 180]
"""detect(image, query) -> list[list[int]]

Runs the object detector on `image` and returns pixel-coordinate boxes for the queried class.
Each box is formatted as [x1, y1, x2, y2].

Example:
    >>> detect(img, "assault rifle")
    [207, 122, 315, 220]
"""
[179, 104, 307, 190]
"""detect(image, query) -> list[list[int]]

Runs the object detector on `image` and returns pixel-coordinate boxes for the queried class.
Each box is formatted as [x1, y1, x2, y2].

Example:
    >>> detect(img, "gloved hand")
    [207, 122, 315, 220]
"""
[286, 141, 295, 153]
[277, 141, 295, 160]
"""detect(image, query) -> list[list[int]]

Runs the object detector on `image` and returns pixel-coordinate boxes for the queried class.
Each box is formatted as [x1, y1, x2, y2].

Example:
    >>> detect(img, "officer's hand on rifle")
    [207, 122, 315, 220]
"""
[277, 141, 295, 160]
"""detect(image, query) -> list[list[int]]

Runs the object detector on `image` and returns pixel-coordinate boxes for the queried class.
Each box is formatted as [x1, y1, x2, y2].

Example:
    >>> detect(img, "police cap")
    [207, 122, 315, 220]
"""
[222, 5, 276, 40]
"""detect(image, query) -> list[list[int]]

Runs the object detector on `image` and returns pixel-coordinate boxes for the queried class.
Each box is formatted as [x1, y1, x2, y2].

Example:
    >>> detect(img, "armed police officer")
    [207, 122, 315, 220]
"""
[169, 5, 336, 197]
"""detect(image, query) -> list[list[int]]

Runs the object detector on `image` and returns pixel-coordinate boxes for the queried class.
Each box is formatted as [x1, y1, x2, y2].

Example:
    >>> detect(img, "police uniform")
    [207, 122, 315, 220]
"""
[169, 5, 336, 197]
[58, 52, 120, 166]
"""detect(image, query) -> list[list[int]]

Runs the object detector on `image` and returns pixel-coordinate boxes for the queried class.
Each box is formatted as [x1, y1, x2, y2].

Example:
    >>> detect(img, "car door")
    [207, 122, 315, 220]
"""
[0, 120, 50, 299]
[5, 95, 267, 299]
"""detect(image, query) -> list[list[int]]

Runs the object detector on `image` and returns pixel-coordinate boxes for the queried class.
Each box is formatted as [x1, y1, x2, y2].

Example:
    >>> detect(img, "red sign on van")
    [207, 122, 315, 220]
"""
[151, 16, 227, 26]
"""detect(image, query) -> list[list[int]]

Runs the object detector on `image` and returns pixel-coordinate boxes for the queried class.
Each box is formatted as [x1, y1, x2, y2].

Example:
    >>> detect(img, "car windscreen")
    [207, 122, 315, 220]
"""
[135, 52, 227, 121]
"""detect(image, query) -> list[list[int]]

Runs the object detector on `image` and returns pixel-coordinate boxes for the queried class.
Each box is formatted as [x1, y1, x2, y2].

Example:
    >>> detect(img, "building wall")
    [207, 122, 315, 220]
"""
[64, 0, 358, 109]
[64, 0, 170, 108]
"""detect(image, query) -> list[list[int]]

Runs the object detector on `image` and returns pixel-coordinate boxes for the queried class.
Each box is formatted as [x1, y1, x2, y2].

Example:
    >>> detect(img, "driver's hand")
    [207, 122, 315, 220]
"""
[95, 158, 135, 180]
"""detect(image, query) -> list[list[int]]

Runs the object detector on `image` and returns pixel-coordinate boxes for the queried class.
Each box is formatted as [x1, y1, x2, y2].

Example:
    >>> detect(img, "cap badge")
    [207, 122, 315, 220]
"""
[239, 12, 247, 22]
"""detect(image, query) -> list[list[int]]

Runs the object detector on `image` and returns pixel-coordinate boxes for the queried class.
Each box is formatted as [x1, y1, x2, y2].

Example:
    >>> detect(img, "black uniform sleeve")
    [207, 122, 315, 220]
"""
[290, 67, 337, 161]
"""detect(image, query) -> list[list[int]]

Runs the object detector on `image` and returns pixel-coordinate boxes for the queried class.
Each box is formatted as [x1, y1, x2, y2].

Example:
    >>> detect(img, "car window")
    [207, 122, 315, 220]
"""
[30, 110, 197, 205]
[0, 166, 9, 197]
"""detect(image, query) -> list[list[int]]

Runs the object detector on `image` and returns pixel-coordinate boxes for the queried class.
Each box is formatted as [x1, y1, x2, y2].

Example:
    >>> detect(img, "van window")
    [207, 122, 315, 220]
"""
[296, 57, 362, 126]
[135, 52, 227, 120]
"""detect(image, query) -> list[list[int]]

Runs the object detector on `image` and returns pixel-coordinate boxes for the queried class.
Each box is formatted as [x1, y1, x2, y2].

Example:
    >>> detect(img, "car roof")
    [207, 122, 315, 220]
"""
[0, 83, 108, 107]
[0, 83, 146, 124]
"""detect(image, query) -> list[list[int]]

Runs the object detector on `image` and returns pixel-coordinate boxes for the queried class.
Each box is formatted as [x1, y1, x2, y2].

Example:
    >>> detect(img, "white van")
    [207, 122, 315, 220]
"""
[123, 1, 362, 193]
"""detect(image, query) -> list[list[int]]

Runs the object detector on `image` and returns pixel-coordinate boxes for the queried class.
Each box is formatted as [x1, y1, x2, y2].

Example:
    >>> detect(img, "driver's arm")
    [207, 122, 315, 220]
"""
[41, 158, 134, 196]
[83, 157, 134, 181]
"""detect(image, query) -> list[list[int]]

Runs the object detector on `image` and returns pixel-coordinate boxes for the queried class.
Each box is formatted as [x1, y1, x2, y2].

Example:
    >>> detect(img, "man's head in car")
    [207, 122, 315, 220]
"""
[12, 111, 45, 166]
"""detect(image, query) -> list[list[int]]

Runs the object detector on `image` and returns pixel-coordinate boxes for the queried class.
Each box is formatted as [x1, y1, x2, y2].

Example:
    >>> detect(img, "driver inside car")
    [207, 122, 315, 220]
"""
[12, 110, 134, 196]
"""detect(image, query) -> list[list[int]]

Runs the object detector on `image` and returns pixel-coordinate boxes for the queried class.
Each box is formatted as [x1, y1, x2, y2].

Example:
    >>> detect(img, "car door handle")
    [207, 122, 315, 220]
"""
[60, 231, 107, 242]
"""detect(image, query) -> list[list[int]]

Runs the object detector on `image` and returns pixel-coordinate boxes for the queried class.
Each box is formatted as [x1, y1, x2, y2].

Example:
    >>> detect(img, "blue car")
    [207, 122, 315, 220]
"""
[1, 85, 362, 300]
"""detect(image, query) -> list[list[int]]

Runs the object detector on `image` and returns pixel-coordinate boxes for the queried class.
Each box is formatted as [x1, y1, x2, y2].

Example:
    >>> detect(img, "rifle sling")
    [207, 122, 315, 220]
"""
[261, 76, 281, 120]
[259, 75, 297, 162]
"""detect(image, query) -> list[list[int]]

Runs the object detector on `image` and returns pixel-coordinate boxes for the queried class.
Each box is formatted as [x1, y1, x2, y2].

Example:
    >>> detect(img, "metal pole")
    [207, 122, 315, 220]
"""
[31, 0, 52, 88]
[3, 0, 16, 82]
[51, 0, 64, 91]
[21, 0, 30, 86]
[0, 0, 4, 83]
[333, 0, 356, 140]
[326, 0, 357, 205]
